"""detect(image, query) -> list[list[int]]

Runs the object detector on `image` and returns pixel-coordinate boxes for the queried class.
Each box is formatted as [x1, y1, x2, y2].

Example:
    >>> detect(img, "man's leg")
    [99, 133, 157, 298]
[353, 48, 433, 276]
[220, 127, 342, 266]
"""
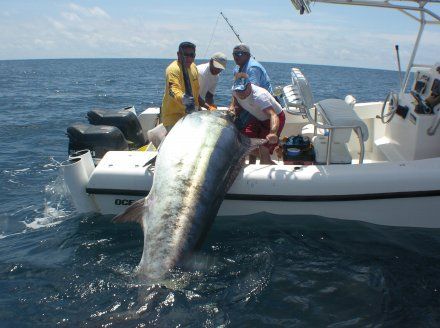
[241, 115, 260, 164]
[259, 145, 275, 164]
[248, 152, 257, 164]
[257, 113, 285, 165]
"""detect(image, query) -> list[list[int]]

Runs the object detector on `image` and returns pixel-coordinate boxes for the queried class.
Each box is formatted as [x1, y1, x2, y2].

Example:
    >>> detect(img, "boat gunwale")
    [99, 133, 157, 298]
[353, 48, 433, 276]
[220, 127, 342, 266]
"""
[85, 187, 440, 201]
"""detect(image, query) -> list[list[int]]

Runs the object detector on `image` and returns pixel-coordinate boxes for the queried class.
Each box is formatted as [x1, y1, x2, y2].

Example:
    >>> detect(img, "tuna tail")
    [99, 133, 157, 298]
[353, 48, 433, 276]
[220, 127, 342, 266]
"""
[113, 198, 145, 225]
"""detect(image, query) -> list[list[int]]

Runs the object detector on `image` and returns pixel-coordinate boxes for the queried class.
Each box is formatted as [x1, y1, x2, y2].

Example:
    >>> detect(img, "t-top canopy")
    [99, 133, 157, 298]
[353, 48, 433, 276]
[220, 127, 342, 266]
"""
[291, 0, 440, 23]
[290, 0, 312, 14]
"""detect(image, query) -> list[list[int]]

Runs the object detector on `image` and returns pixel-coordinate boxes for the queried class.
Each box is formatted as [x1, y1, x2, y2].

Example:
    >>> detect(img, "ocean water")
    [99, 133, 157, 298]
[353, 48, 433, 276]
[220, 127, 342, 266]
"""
[1, 58, 440, 327]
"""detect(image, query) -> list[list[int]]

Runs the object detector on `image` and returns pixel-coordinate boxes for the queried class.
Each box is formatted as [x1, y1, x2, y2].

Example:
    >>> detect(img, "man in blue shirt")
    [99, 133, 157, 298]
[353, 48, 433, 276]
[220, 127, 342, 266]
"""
[230, 44, 275, 131]
[232, 44, 273, 94]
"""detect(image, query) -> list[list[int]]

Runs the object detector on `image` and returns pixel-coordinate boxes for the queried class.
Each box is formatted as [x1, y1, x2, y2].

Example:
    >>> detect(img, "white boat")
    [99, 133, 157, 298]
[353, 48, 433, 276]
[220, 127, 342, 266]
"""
[61, 0, 440, 228]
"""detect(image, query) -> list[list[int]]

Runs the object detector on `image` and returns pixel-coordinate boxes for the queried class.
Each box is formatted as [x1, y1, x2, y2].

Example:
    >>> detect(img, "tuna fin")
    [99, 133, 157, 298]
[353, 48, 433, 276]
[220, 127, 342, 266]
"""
[224, 137, 266, 192]
[225, 157, 245, 192]
[112, 198, 145, 225]
[241, 137, 267, 156]
[225, 135, 267, 191]
[249, 137, 268, 150]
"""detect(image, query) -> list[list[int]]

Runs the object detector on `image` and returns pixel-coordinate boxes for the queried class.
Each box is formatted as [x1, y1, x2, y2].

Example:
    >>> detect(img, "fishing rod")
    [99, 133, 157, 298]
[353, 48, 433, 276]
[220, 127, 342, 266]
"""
[220, 12, 255, 59]
[220, 11, 244, 44]
[179, 44, 195, 113]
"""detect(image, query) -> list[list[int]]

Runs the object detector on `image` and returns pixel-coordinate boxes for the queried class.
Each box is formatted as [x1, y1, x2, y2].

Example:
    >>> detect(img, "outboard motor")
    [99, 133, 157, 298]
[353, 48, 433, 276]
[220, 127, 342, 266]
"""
[87, 107, 146, 148]
[67, 123, 129, 158]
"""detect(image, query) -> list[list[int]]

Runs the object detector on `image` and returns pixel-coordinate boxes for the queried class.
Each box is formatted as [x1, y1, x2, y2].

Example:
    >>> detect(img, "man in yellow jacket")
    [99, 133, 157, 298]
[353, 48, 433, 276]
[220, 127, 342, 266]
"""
[161, 41, 214, 131]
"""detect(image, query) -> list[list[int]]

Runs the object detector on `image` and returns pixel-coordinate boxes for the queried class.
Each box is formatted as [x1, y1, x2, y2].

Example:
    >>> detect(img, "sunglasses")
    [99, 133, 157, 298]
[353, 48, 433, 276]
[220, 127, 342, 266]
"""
[233, 51, 248, 57]
[181, 52, 196, 58]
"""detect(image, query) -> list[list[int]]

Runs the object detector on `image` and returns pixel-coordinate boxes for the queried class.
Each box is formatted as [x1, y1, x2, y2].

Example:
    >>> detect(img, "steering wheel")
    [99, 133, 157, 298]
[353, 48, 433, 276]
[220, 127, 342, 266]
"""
[380, 91, 399, 124]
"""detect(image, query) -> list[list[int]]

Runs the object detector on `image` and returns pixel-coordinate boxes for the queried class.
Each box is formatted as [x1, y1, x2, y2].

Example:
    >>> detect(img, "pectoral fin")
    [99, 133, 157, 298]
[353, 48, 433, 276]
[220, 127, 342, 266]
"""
[113, 198, 145, 225]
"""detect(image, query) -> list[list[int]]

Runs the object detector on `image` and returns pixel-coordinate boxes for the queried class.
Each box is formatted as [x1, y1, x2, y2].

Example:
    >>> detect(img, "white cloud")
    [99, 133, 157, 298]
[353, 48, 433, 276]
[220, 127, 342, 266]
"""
[61, 11, 82, 23]
[89, 7, 110, 19]
[68, 3, 110, 19]
[0, 2, 437, 70]
[48, 18, 66, 32]
[33, 38, 55, 47]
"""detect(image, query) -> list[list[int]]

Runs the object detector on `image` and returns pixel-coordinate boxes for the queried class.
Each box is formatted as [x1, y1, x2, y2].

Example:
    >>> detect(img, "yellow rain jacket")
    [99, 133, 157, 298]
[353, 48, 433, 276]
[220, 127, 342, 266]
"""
[161, 60, 200, 127]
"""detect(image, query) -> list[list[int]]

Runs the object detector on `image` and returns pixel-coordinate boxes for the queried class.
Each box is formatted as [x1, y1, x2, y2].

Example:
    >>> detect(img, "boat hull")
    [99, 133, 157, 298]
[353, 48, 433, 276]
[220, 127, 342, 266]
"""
[219, 196, 440, 228]
[75, 151, 440, 228]
[86, 191, 440, 228]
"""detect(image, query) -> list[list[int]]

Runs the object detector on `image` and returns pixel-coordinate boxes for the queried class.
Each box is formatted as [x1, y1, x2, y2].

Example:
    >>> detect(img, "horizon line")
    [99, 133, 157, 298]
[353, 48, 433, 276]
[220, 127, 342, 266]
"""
[0, 56, 397, 72]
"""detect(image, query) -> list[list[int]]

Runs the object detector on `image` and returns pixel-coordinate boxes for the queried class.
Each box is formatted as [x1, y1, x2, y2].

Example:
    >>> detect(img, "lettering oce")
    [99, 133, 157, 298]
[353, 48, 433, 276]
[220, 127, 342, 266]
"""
[115, 199, 135, 206]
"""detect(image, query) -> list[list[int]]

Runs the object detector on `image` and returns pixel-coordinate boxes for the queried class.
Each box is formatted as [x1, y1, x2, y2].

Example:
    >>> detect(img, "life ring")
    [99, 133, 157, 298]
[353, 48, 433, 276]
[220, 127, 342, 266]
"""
[380, 91, 399, 124]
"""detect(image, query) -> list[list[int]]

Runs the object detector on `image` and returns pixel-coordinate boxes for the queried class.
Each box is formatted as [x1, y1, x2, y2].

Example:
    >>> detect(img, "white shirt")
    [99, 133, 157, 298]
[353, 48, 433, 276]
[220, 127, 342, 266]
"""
[234, 84, 283, 121]
[197, 63, 220, 100]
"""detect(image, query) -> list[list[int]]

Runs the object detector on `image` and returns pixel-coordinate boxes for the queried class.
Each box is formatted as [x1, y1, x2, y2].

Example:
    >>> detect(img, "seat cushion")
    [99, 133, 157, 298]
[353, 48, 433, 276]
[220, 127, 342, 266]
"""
[316, 99, 369, 141]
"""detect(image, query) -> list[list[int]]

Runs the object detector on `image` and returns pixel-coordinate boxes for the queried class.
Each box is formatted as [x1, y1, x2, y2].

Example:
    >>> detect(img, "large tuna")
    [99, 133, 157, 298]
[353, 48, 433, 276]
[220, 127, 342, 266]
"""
[114, 110, 263, 279]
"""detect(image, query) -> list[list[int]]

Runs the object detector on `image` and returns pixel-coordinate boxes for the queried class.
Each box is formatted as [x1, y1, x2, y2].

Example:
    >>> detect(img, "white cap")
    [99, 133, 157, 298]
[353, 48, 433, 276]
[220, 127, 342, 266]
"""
[211, 52, 227, 70]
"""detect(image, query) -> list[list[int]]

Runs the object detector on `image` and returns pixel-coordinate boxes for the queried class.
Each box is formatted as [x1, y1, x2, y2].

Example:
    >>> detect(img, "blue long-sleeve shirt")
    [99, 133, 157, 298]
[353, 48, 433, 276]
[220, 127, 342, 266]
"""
[233, 57, 273, 95]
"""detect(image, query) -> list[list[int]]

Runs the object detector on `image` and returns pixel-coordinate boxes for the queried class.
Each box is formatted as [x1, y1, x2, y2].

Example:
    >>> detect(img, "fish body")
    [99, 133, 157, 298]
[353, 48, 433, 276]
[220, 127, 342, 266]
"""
[114, 111, 259, 279]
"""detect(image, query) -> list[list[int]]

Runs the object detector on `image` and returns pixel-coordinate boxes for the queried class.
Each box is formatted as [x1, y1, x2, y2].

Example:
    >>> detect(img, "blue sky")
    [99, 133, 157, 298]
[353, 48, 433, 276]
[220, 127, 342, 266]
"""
[1, 0, 439, 69]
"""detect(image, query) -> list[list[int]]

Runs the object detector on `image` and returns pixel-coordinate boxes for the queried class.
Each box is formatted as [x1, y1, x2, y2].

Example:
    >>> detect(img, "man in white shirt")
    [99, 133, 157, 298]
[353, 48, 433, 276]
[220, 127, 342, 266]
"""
[197, 52, 227, 106]
[232, 73, 286, 164]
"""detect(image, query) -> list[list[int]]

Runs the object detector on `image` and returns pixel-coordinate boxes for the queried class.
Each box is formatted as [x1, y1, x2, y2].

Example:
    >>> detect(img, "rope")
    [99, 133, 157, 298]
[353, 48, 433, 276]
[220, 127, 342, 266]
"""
[203, 13, 221, 59]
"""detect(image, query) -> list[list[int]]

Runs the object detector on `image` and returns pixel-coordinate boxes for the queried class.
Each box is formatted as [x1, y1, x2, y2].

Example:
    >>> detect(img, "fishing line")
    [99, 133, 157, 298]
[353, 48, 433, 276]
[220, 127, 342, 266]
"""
[203, 13, 221, 58]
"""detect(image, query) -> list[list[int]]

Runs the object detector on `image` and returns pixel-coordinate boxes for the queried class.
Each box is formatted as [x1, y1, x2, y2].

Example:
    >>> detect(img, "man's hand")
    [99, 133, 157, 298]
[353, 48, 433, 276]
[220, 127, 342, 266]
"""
[182, 94, 195, 113]
[207, 104, 217, 111]
[201, 104, 216, 111]
[266, 133, 278, 144]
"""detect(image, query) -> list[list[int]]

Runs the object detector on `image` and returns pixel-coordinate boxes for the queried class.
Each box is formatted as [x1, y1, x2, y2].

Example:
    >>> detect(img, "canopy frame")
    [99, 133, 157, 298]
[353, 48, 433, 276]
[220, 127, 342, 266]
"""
[290, 0, 439, 94]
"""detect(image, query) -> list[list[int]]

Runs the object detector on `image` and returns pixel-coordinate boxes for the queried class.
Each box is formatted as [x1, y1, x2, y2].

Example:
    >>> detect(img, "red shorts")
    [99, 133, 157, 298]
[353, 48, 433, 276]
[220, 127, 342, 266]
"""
[241, 111, 286, 153]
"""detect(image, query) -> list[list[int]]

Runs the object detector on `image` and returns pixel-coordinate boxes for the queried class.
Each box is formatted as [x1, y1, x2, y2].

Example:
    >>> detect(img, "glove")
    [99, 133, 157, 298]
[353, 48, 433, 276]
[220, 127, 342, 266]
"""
[182, 94, 195, 113]
[207, 104, 217, 111]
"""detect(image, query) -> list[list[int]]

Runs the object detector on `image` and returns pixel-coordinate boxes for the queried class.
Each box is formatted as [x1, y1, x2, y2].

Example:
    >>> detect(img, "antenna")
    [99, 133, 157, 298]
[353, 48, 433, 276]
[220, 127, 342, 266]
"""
[395, 45, 403, 92]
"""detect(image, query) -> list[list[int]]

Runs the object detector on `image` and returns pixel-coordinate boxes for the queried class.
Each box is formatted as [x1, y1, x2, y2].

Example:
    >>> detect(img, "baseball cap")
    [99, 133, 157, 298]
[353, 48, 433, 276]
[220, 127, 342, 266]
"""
[178, 41, 196, 51]
[233, 43, 250, 54]
[211, 52, 227, 70]
[232, 76, 250, 91]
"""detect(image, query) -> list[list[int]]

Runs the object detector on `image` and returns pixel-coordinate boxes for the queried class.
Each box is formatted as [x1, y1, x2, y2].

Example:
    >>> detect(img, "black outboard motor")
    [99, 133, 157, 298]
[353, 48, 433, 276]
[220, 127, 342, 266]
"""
[67, 123, 129, 158]
[87, 107, 146, 148]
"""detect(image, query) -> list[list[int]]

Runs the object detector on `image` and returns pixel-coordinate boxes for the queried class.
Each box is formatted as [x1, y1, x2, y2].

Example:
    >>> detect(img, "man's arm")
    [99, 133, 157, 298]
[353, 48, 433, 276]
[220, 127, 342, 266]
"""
[229, 96, 236, 111]
[198, 95, 217, 111]
[263, 107, 280, 144]
[229, 96, 243, 114]
[205, 91, 214, 105]
[168, 69, 185, 105]
[198, 96, 206, 109]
